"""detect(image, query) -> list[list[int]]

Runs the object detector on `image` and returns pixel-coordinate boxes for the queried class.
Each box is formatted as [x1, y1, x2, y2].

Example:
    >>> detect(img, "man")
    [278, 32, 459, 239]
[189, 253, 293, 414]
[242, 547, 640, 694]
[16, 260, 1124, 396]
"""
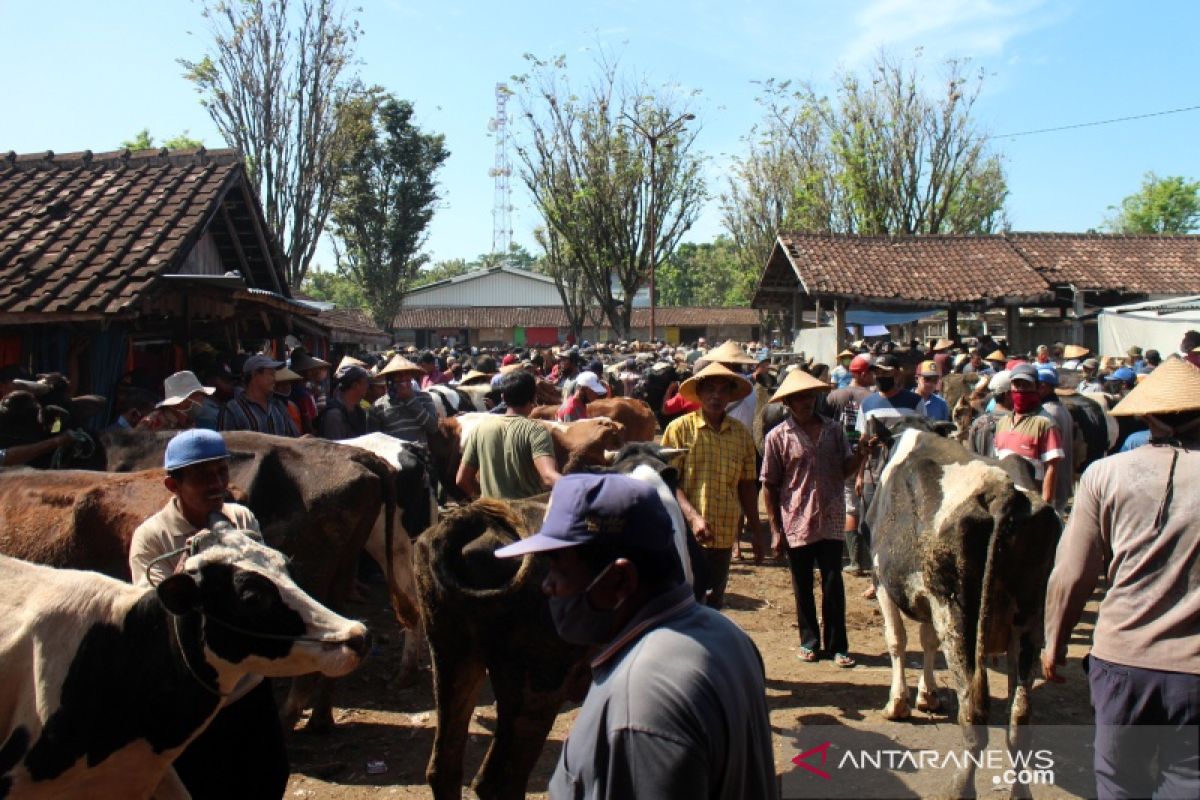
[368, 353, 439, 447]
[686, 336, 708, 365]
[829, 348, 856, 389]
[557, 370, 608, 423]
[1062, 344, 1090, 371]
[107, 386, 157, 432]
[287, 348, 330, 431]
[852, 354, 925, 593]
[137, 370, 214, 432]
[914, 360, 949, 422]
[1042, 359, 1200, 800]
[1127, 345, 1146, 372]
[1077, 358, 1104, 394]
[417, 351, 450, 389]
[318, 364, 370, 440]
[993, 364, 1063, 506]
[457, 370, 561, 500]
[1181, 330, 1200, 367]
[762, 369, 869, 668]
[128, 429, 287, 799]
[967, 370, 1012, 458]
[1035, 344, 1053, 365]
[984, 349, 1007, 375]
[962, 349, 994, 376]
[695, 340, 758, 434]
[825, 354, 875, 574]
[494, 473, 777, 800]
[552, 349, 582, 398]
[218, 354, 300, 436]
[1139, 349, 1161, 373]
[661, 362, 764, 608]
[1036, 364, 1075, 513]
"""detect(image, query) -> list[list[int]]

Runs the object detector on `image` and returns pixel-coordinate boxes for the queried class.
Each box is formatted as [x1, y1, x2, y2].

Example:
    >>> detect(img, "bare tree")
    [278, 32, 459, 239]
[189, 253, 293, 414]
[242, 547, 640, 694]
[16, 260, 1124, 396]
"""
[513, 54, 705, 339]
[181, 0, 361, 288]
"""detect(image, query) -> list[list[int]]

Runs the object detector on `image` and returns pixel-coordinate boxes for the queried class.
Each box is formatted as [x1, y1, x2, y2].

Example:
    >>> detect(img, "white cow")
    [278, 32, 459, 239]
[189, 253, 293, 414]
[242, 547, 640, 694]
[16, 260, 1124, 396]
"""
[0, 524, 369, 799]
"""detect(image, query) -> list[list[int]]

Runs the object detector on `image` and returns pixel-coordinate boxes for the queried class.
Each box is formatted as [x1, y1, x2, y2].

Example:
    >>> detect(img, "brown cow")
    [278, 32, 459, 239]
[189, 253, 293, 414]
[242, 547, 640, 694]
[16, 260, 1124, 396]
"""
[528, 397, 657, 441]
[439, 413, 627, 477]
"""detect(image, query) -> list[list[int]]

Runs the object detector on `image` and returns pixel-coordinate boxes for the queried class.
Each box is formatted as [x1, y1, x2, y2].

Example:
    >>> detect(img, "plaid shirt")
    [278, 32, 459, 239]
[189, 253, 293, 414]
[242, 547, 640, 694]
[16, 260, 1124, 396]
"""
[661, 411, 757, 549]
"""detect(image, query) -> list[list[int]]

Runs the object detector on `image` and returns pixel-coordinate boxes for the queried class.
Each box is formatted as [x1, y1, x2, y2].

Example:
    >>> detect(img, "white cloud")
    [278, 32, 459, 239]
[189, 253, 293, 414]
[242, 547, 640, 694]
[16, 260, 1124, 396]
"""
[843, 0, 1053, 65]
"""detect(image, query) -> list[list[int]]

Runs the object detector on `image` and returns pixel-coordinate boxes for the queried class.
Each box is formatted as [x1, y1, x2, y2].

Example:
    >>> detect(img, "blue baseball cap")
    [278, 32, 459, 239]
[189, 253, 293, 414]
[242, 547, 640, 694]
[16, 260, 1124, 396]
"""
[1110, 367, 1136, 383]
[164, 429, 230, 471]
[494, 474, 674, 558]
[1036, 366, 1059, 386]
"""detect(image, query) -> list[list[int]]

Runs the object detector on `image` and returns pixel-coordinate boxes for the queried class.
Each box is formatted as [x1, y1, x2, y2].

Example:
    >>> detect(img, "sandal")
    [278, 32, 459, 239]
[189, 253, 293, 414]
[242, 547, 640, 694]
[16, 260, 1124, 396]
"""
[834, 653, 856, 668]
[798, 647, 818, 663]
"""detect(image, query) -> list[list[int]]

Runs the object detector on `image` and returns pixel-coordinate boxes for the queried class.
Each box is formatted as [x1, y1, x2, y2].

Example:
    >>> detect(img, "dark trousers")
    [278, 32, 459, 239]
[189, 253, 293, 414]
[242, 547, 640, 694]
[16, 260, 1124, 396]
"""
[845, 483, 876, 571]
[703, 547, 733, 609]
[786, 539, 849, 654]
[173, 679, 290, 799]
[1088, 655, 1200, 800]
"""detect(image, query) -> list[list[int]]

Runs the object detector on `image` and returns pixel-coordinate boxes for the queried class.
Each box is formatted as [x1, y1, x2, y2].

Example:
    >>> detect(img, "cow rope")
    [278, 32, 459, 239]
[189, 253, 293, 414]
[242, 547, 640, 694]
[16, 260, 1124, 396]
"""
[172, 614, 227, 698]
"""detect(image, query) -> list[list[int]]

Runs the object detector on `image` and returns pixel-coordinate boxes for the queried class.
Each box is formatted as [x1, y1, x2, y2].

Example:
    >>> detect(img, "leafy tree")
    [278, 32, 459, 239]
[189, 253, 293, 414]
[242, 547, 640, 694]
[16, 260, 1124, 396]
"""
[413, 258, 471, 288]
[722, 52, 1008, 296]
[330, 93, 449, 330]
[658, 236, 752, 307]
[535, 226, 592, 342]
[300, 269, 367, 309]
[513, 53, 706, 339]
[1105, 173, 1200, 233]
[121, 129, 204, 150]
[181, 0, 362, 288]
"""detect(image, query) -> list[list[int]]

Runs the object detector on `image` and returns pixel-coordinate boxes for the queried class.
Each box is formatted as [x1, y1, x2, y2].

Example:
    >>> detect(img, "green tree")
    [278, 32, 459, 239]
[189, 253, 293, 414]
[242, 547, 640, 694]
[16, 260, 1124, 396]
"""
[658, 237, 752, 307]
[722, 52, 1008, 292]
[121, 129, 204, 150]
[413, 258, 471, 288]
[514, 53, 706, 339]
[181, 0, 362, 288]
[330, 93, 449, 330]
[300, 269, 367, 309]
[1105, 173, 1200, 233]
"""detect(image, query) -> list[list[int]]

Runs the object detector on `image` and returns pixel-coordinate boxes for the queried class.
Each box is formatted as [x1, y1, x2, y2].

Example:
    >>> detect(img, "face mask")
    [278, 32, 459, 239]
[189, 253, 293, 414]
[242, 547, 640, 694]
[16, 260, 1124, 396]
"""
[548, 562, 623, 646]
[875, 376, 895, 392]
[1011, 388, 1040, 414]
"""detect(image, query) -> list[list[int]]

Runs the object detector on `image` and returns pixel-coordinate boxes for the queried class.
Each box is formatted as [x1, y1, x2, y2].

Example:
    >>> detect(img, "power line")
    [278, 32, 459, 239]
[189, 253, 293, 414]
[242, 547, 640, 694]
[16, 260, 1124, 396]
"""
[994, 104, 1200, 139]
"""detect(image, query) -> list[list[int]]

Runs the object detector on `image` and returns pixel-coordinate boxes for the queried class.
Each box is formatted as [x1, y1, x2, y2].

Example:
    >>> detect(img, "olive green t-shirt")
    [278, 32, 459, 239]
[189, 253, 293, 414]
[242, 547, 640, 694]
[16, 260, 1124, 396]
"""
[462, 415, 556, 500]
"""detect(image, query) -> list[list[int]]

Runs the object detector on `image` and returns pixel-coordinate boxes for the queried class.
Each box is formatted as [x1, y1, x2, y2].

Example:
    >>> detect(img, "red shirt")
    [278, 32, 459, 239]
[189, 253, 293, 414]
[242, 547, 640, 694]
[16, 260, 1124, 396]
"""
[556, 394, 588, 422]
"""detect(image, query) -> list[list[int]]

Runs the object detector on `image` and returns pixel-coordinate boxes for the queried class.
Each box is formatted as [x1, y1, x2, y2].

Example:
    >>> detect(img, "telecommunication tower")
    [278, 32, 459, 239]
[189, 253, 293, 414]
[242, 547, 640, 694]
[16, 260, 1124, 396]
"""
[488, 83, 513, 260]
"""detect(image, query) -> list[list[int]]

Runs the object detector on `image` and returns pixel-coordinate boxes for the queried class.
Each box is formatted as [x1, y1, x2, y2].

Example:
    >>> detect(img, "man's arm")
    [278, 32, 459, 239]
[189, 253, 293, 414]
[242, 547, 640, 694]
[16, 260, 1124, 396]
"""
[600, 729, 709, 800]
[0, 433, 73, 467]
[1041, 459, 1059, 505]
[456, 461, 481, 499]
[533, 455, 561, 490]
[675, 487, 708, 543]
[411, 393, 440, 435]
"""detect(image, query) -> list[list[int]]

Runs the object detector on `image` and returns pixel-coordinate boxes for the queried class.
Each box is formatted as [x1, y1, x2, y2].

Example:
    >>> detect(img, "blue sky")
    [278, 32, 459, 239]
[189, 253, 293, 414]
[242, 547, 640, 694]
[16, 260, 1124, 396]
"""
[3, 0, 1198, 272]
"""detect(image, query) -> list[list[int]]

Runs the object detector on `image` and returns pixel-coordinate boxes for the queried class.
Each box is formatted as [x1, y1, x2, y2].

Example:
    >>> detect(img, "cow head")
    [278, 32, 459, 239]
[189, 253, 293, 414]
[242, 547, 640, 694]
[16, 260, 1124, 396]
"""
[868, 414, 957, 450]
[602, 442, 687, 491]
[156, 522, 369, 681]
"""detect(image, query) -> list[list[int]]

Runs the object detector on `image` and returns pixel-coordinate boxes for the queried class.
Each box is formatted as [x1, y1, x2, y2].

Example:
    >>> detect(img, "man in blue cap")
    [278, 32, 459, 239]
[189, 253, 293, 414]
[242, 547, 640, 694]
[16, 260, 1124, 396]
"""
[495, 473, 776, 800]
[127, 429, 288, 799]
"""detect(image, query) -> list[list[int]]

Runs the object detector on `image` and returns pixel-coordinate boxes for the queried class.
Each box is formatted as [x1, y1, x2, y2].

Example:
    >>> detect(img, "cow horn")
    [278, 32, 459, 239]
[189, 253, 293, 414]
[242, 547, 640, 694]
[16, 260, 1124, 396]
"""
[657, 447, 688, 460]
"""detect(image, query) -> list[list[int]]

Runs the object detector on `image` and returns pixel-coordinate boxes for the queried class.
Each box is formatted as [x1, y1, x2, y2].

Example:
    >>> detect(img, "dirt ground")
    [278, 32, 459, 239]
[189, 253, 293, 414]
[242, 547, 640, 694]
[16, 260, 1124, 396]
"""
[283, 549, 1101, 800]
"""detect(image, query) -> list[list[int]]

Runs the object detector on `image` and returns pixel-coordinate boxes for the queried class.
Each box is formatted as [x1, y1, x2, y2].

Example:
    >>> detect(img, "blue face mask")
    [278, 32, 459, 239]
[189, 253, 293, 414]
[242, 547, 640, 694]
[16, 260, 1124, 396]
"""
[548, 562, 623, 646]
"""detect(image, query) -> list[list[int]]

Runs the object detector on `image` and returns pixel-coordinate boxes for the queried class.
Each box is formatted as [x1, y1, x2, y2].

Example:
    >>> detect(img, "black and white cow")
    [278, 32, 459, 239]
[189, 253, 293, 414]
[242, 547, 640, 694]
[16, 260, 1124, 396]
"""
[0, 523, 369, 799]
[864, 420, 1061, 799]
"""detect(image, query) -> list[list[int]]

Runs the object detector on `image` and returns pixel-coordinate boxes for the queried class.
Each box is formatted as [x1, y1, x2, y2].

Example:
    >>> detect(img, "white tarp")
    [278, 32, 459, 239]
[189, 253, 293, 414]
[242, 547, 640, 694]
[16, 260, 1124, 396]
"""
[1097, 295, 1200, 358]
[793, 326, 838, 363]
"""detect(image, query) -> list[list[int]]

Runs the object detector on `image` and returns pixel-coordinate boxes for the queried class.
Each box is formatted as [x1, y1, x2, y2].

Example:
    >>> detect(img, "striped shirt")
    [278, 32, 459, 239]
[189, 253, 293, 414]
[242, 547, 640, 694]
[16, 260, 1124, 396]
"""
[857, 389, 925, 485]
[994, 412, 1064, 480]
[218, 389, 299, 437]
[661, 411, 757, 550]
[368, 391, 439, 446]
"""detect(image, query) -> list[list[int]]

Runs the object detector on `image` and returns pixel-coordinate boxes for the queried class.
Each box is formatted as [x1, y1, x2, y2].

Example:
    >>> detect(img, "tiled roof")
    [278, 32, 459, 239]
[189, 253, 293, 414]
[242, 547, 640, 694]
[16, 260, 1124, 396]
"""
[393, 306, 760, 329]
[319, 306, 391, 345]
[0, 147, 285, 318]
[758, 233, 1052, 308]
[1007, 232, 1200, 294]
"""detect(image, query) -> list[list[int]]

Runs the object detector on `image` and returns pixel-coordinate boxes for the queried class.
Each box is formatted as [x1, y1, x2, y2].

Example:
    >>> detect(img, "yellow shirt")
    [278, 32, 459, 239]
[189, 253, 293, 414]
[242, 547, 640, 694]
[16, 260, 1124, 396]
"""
[661, 411, 757, 549]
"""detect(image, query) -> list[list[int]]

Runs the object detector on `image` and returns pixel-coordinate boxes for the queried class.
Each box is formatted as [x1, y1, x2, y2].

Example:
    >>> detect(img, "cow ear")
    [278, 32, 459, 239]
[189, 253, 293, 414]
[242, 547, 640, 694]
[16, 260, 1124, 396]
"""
[157, 573, 201, 616]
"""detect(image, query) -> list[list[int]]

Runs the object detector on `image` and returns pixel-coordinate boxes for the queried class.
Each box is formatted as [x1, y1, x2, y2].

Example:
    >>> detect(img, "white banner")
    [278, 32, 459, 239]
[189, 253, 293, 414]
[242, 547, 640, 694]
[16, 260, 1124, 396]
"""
[794, 326, 838, 364]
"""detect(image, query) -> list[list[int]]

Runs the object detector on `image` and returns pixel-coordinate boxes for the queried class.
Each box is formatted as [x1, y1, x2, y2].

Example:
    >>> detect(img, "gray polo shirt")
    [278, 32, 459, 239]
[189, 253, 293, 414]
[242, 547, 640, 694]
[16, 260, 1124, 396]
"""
[550, 584, 777, 800]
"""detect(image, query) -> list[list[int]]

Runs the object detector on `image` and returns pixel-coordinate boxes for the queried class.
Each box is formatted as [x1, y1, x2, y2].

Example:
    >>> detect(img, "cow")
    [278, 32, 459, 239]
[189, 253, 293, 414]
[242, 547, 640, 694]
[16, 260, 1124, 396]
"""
[427, 384, 487, 418]
[415, 443, 692, 800]
[864, 418, 1061, 799]
[439, 413, 627, 478]
[94, 429, 416, 732]
[0, 521, 368, 800]
[527, 397, 657, 441]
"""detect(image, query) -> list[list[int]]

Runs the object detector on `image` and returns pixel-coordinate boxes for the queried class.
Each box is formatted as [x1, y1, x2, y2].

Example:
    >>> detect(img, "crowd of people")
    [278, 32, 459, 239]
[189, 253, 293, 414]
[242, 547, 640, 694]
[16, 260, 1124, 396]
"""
[1, 325, 1197, 799]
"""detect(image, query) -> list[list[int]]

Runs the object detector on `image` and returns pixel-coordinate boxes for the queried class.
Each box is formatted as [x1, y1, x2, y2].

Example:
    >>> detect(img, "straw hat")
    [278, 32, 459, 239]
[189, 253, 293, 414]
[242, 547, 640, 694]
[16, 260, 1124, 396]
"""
[1110, 358, 1200, 417]
[377, 354, 423, 379]
[769, 369, 832, 403]
[836, 347, 856, 359]
[274, 367, 303, 383]
[1062, 344, 1090, 360]
[289, 347, 330, 372]
[458, 369, 493, 386]
[986, 350, 1007, 362]
[337, 355, 368, 374]
[678, 362, 753, 404]
[932, 338, 954, 352]
[697, 340, 757, 366]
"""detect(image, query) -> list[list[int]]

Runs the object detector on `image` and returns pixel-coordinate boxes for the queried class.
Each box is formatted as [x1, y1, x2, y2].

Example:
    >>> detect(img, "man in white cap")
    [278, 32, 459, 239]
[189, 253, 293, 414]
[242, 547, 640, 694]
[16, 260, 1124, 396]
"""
[494, 473, 776, 800]
[218, 354, 299, 436]
[556, 370, 608, 422]
[137, 370, 215, 432]
[1042, 359, 1200, 800]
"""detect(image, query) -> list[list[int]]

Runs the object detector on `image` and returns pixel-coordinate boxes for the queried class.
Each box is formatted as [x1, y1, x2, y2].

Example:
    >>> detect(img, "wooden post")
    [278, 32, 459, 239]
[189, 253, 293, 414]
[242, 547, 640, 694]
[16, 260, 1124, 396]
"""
[946, 307, 958, 344]
[792, 290, 806, 346]
[1072, 287, 1085, 344]
[833, 299, 847, 352]
[1005, 305, 1021, 355]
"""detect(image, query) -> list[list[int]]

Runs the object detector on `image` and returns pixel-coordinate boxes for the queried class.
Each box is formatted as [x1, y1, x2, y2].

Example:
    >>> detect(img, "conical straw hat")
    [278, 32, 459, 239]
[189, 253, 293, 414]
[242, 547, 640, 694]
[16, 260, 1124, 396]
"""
[377, 354, 423, 378]
[679, 362, 753, 404]
[697, 340, 757, 366]
[1062, 344, 1090, 360]
[1110, 358, 1200, 417]
[932, 338, 954, 351]
[770, 369, 832, 403]
[337, 355, 368, 373]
